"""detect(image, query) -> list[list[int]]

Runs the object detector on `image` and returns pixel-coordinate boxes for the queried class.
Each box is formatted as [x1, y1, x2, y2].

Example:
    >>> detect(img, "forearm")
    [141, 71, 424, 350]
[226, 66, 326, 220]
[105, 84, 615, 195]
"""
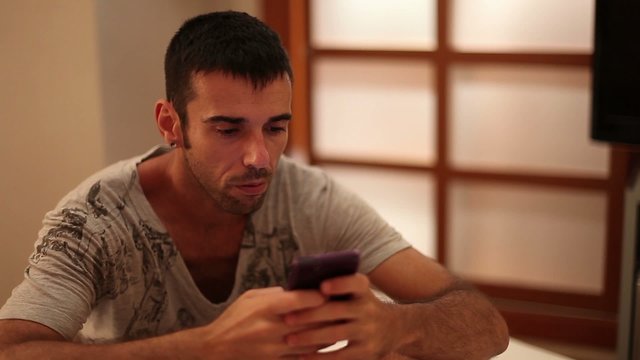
[0, 327, 205, 360]
[0, 288, 328, 360]
[388, 288, 509, 360]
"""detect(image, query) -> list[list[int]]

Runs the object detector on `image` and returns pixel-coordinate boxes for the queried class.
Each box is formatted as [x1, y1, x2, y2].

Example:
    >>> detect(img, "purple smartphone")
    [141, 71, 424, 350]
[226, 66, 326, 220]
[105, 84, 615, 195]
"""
[286, 250, 360, 291]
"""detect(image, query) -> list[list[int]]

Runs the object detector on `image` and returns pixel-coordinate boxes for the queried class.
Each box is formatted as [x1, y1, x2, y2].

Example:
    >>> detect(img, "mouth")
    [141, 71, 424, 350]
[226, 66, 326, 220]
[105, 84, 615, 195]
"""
[235, 181, 268, 196]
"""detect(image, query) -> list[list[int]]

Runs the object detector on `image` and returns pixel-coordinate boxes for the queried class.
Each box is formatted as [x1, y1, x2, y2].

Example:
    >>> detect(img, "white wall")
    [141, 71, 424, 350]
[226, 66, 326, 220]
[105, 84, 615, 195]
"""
[0, 0, 262, 306]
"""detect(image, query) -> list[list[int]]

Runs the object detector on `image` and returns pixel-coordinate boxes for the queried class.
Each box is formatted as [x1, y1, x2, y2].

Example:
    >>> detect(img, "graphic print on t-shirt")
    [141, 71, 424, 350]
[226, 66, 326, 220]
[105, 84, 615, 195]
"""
[29, 179, 181, 340]
[239, 220, 299, 291]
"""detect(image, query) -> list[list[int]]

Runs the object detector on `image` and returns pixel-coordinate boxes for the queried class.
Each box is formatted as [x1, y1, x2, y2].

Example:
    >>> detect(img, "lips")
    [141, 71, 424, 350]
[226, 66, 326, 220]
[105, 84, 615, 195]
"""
[235, 181, 268, 196]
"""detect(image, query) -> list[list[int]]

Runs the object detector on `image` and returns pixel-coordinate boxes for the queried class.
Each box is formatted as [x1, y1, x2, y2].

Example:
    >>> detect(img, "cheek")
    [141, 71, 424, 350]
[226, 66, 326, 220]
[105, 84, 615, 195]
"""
[189, 147, 235, 179]
[270, 134, 288, 152]
[268, 139, 287, 163]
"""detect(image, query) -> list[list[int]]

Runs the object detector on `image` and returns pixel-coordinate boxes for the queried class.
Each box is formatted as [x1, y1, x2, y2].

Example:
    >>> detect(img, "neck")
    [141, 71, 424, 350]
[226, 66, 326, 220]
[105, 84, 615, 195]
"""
[139, 149, 247, 229]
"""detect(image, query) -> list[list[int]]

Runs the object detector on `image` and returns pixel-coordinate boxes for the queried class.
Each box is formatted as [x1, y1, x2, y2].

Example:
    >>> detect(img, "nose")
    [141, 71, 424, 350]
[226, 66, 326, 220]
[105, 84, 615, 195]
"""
[243, 132, 270, 170]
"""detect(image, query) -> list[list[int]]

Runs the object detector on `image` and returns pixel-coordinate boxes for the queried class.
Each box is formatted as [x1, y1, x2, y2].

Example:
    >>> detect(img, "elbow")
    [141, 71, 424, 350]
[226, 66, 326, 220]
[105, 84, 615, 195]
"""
[492, 311, 510, 357]
[0, 341, 26, 360]
[0, 345, 14, 360]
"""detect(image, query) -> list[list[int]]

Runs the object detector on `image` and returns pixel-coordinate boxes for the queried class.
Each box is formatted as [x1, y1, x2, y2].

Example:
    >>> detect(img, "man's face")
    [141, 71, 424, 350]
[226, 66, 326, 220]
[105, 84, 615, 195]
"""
[180, 72, 291, 215]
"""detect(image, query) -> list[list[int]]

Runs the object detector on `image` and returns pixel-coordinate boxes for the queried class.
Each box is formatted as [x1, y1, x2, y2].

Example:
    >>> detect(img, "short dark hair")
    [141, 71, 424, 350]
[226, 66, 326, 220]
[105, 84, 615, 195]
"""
[164, 11, 292, 126]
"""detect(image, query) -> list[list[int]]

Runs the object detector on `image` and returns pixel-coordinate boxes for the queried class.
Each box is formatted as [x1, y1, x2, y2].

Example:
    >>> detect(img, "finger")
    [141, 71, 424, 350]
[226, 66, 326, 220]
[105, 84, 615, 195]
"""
[286, 321, 354, 348]
[283, 344, 335, 356]
[243, 286, 285, 299]
[268, 289, 327, 315]
[284, 300, 358, 326]
[320, 273, 370, 298]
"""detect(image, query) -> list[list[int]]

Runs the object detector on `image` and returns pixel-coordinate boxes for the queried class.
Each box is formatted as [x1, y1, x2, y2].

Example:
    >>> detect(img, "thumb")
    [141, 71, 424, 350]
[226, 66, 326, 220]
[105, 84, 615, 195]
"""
[242, 286, 285, 299]
[268, 290, 326, 315]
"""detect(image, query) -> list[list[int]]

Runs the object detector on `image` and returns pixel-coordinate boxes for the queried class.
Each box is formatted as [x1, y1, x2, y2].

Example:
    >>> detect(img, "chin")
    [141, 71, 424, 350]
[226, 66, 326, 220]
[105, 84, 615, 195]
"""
[222, 194, 267, 215]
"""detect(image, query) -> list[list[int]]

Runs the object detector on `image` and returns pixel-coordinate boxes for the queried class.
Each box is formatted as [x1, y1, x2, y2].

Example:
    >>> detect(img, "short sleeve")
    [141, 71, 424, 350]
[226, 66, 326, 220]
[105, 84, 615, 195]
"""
[315, 175, 412, 274]
[0, 207, 99, 340]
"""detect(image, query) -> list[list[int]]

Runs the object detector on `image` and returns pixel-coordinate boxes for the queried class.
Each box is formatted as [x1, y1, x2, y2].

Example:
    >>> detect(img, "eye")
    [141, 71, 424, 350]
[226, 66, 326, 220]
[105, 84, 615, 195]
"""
[216, 128, 240, 136]
[269, 126, 286, 133]
[267, 121, 288, 134]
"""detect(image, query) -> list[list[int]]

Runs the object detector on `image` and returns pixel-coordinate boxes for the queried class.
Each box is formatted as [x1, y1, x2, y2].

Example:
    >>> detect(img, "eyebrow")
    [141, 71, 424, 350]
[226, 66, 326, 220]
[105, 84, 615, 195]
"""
[269, 113, 293, 122]
[203, 113, 292, 124]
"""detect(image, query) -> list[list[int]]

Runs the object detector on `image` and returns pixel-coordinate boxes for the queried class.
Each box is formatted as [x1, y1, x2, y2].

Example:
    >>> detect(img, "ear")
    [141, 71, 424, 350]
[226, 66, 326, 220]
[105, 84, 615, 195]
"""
[155, 100, 183, 147]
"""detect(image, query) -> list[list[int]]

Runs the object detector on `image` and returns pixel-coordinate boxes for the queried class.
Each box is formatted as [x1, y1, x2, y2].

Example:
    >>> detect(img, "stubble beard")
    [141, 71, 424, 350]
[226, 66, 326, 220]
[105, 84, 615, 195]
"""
[183, 152, 272, 215]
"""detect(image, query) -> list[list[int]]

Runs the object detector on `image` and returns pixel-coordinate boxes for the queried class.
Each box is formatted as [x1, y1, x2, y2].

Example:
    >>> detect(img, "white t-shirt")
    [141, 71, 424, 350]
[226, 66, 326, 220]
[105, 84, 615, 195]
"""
[0, 146, 410, 343]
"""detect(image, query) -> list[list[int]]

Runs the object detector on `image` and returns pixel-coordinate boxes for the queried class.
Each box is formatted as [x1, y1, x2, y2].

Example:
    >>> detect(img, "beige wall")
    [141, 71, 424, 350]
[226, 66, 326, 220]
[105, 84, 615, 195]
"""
[0, 1, 105, 306]
[0, 0, 262, 306]
[96, 0, 263, 164]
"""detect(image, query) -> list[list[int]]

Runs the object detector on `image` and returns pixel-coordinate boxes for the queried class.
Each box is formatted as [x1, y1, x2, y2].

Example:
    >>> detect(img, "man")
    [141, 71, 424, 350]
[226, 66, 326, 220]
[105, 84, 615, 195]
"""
[0, 11, 508, 359]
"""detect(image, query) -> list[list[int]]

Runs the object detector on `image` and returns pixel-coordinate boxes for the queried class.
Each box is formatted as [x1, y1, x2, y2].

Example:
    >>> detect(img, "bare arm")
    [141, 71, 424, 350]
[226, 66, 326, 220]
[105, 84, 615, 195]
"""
[0, 287, 327, 360]
[283, 248, 509, 360]
[369, 248, 509, 360]
[379, 281, 509, 360]
[0, 319, 208, 360]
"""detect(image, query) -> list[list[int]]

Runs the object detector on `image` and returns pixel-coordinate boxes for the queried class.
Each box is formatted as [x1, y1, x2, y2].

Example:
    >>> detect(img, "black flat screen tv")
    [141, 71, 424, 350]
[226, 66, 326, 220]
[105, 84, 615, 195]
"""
[591, 0, 640, 145]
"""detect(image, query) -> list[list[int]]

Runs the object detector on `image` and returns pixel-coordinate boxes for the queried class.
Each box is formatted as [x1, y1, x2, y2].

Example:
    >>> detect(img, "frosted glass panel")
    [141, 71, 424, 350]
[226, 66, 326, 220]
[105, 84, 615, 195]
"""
[323, 166, 436, 258]
[452, 0, 594, 52]
[450, 64, 609, 176]
[448, 182, 606, 294]
[314, 58, 436, 165]
[311, 0, 436, 50]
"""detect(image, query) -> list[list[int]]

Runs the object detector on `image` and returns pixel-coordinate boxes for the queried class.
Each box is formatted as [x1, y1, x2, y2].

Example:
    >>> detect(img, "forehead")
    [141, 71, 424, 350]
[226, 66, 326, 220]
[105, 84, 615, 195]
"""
[189, 71, 292, 112]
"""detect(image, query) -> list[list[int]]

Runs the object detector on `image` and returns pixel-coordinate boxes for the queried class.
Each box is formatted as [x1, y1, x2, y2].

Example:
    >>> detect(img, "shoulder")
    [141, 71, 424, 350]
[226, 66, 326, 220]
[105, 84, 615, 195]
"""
[53, 158, 137, 217]
[275, 156, 329, 186]
[266, 156, 370, 216]
[269, 156, 337, 204]
[45, 147, 165, 232]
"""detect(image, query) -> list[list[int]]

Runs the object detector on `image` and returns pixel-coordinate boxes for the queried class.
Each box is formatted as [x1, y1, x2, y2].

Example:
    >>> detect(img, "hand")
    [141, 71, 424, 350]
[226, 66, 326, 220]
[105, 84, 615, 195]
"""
[282, 274, 403, 359]
[198, 287, 328, 360]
